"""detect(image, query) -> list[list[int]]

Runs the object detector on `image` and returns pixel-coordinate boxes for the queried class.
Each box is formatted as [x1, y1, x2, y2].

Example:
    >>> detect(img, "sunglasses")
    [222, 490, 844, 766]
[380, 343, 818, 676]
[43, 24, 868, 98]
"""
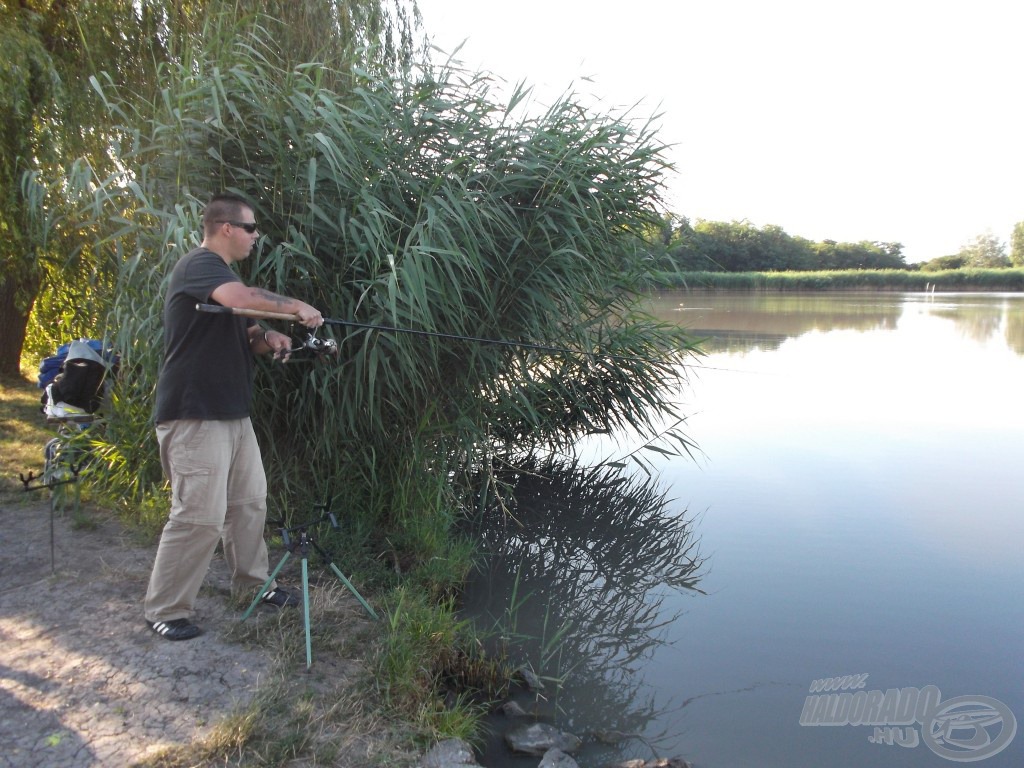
[217, 220, 259, 233]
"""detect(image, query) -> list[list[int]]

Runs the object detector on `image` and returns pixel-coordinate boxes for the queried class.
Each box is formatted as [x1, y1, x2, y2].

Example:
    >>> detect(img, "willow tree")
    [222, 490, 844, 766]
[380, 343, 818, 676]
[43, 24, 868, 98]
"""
[4, 0, 421, 376]
[0, 17, 41, 374]
[73, 19, 697, 566]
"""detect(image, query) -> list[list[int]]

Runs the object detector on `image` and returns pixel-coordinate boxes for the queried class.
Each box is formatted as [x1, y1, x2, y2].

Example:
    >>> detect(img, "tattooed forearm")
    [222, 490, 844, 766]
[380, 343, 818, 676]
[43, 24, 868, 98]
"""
[251, 288, 292, 307]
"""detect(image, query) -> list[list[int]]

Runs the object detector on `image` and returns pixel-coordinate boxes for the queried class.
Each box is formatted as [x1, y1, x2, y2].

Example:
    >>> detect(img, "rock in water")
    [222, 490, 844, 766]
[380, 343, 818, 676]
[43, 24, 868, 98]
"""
[500, 700, 528, 717]
[505, 723, 583, 756]
[539, 748, 580, 768]
[515, 664, 546, 692]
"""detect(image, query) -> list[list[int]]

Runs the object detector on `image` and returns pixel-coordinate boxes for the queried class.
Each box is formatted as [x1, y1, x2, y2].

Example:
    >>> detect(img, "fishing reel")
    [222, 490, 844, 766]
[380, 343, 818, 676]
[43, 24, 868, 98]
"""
[287, 326, 338, 361]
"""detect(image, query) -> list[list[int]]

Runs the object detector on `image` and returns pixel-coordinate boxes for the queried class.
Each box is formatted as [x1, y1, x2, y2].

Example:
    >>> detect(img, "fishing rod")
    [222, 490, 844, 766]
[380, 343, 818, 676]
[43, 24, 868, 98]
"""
[195, 303, 666, 365]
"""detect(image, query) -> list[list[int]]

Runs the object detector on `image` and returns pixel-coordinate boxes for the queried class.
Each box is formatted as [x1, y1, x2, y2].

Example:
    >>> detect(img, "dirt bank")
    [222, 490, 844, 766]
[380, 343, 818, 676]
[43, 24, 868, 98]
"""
[0, 495, 394, 767]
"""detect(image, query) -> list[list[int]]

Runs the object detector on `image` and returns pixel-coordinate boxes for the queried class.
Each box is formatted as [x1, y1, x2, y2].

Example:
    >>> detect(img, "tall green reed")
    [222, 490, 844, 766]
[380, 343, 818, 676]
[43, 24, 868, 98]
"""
[68, 18, 696, 539]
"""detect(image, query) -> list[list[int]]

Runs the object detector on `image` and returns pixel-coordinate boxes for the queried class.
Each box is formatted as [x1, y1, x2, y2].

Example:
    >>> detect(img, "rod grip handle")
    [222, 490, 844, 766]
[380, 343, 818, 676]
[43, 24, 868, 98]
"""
[195, 303, 300, 322]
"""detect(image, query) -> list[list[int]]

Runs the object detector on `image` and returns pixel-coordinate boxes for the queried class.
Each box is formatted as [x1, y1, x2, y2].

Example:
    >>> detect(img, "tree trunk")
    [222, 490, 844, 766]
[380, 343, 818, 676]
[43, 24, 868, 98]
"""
[0, 273, 39, 379]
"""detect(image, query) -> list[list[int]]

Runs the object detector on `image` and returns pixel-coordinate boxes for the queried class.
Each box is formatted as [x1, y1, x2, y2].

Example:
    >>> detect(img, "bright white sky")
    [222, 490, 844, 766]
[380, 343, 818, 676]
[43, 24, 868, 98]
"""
[415, 0, 1022, 263]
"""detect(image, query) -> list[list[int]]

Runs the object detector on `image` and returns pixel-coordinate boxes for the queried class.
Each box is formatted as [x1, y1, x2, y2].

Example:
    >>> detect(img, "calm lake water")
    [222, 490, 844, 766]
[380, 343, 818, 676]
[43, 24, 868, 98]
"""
[465, 291, 1023, 768]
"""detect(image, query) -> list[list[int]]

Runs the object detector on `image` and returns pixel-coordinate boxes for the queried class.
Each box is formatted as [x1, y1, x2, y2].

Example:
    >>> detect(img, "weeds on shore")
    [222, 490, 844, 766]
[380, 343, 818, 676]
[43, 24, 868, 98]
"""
[0, 374, 50, 499]
[132, 580, 515, 766]
[135, 583, 421, 768]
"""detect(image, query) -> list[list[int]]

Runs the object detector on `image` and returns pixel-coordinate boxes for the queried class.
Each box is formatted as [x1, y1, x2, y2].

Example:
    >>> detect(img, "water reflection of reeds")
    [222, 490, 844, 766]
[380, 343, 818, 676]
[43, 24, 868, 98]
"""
[648, 290, 1024, 357]
[464, 458, 704, 740]
[650, 292, 901, 355]
[685, 328, 790, 354]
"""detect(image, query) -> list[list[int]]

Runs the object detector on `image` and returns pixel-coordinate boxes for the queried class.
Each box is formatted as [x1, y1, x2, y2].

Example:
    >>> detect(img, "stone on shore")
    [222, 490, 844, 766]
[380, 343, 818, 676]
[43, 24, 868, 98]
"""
[539, 747, 580, 768]
[505, 722, 582, 756]
[419, 738, 479, 768]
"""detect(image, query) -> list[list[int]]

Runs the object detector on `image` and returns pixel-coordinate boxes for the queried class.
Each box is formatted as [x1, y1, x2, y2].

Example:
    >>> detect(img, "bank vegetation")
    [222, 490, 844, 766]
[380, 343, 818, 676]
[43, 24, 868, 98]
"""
[654, 267, 1024, 292]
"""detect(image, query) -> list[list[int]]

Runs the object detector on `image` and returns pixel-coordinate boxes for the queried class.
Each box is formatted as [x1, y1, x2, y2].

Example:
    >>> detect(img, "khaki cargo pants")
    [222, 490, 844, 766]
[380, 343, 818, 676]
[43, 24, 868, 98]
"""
[144, 418, 273, 623]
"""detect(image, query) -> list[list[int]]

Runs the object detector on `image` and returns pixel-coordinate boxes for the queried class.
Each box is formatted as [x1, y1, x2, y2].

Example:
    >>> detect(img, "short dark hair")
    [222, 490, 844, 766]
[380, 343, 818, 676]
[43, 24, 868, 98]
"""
[201, 193, 253, 237]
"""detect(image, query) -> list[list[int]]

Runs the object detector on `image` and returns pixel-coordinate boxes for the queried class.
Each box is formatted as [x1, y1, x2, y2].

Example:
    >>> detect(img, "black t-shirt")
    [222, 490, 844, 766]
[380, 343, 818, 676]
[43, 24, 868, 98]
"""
[154, 247, 254, 422]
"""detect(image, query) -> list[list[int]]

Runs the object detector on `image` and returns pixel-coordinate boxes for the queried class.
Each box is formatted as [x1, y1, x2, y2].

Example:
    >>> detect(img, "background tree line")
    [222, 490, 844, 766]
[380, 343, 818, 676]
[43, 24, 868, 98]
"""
[649, 216, 1024, 273]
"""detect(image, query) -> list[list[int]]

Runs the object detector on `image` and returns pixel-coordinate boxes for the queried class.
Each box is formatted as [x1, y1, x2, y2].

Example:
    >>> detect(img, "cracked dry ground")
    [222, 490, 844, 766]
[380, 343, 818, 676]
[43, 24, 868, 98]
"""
[0, 498, 379, 768]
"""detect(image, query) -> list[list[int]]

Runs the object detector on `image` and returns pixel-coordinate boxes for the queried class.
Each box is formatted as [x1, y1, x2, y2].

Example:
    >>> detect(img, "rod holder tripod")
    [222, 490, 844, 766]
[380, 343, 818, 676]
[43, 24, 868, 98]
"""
[20, 417, 95, 573]
[241, 501, 378, 668]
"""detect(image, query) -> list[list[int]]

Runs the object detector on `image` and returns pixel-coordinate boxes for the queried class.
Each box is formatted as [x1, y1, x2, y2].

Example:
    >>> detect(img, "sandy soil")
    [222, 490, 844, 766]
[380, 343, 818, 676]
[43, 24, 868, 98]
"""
[0, 492, 385, 768]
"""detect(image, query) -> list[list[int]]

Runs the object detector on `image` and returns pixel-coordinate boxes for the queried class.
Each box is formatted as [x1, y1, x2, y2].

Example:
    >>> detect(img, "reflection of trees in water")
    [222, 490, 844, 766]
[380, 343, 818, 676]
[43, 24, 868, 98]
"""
[928, 300, 1024, 353]
[651, 292, 1024, 357]
[931, 305, 1004, 345]
[669, 297, 900, 355]
[463, 458, 704, 738]
[1005, 310, 1024, 355]
[692, 330, 789, 354]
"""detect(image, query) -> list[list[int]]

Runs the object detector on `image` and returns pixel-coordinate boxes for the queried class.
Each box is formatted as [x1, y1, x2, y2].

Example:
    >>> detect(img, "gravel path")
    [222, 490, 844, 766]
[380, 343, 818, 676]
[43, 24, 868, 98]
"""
[1, 498, 292, 767]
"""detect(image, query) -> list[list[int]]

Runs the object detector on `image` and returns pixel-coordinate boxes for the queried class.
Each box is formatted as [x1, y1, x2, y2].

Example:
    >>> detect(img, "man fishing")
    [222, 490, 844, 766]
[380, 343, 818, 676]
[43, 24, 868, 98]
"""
[144, 193, 323, 641]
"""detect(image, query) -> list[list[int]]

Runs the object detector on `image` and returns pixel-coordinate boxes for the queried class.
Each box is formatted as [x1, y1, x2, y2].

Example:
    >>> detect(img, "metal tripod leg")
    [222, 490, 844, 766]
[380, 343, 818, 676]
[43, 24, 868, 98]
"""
[311, 539, 379, 620]
[301, 552, 312, 668]
[240, 544, 317, 668]
[241, 550, 291, 621]
[240, 522, 378, 668]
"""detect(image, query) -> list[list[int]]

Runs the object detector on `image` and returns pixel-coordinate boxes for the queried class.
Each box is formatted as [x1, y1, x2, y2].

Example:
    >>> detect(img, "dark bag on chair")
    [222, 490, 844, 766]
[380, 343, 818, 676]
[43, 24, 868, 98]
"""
[41, 340, 117, 416]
